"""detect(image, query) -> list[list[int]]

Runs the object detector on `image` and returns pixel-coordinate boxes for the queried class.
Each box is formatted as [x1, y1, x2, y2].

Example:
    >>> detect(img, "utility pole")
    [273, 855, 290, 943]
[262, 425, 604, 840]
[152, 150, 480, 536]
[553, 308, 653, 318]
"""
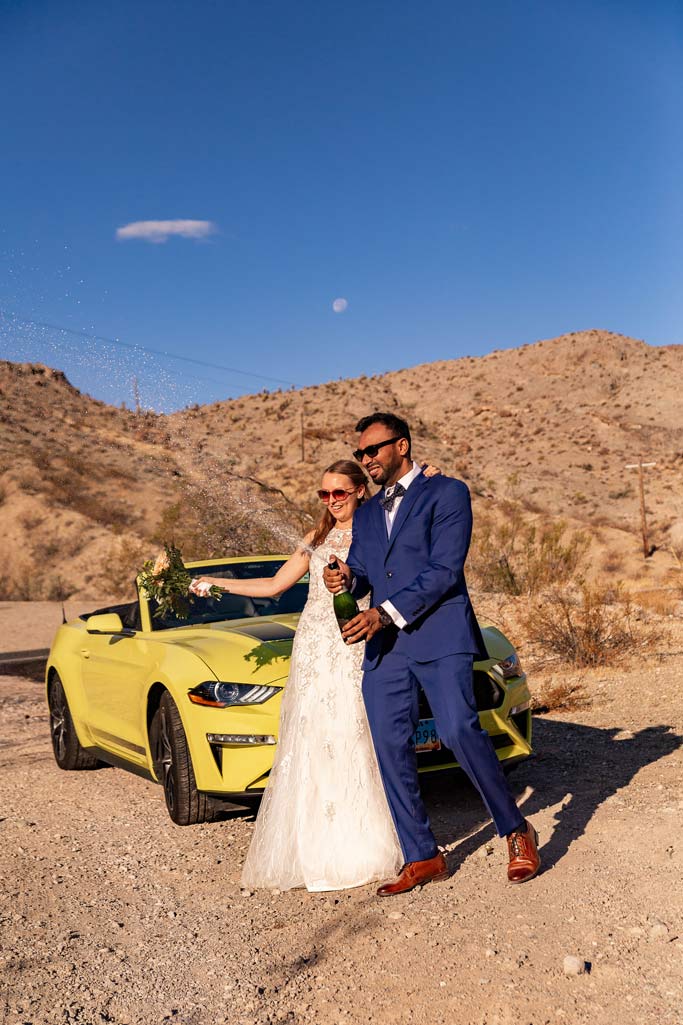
[625, 461, 657, 558]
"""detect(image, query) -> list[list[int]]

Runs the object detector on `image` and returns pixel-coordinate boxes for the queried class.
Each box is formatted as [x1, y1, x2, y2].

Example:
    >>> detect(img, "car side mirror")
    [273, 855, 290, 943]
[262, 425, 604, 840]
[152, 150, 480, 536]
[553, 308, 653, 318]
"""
[86, 613, 134, 636]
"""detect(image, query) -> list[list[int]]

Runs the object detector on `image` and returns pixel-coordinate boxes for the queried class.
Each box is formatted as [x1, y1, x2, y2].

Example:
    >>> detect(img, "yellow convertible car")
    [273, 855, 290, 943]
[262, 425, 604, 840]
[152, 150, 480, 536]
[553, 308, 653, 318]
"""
[46, 555, 532, 825]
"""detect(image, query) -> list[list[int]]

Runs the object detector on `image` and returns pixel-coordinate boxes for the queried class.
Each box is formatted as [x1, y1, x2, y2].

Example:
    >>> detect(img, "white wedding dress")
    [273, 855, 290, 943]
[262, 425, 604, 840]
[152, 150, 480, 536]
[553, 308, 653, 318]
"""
[241, 526, 403, 891]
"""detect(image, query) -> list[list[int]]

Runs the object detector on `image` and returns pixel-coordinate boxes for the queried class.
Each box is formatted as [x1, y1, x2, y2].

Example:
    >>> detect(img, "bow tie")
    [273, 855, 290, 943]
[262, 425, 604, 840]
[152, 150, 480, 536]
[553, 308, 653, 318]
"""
[380, 482, 406, 512]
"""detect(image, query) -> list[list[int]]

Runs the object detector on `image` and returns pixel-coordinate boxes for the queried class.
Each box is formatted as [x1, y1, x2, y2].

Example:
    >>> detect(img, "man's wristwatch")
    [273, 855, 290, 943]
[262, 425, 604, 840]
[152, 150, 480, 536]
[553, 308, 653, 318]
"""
[374, 605, 394, 629]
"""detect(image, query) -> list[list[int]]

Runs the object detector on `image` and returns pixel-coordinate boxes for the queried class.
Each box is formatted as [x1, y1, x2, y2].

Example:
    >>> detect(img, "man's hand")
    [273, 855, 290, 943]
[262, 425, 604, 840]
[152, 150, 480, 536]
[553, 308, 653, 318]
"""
[323, 555, 351, 594]
[342, 607, 385, 644]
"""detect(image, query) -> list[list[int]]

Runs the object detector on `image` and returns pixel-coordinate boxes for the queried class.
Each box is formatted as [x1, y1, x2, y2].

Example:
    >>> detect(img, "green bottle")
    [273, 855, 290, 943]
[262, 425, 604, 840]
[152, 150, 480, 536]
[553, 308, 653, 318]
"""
[328, 559, 359, 633]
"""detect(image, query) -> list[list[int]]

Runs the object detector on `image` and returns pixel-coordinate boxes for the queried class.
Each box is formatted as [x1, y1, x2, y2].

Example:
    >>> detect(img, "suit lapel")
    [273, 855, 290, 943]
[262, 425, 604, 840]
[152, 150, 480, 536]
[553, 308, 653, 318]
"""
[385, 471, 428, 558]
[367, 493, 389, 550]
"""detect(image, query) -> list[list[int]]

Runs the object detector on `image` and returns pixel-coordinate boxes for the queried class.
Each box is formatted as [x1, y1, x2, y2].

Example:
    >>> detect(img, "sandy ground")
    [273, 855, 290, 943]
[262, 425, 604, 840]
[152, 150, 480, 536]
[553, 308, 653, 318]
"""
[1, 632, 683, 1025]
[0, 602, 121, 654]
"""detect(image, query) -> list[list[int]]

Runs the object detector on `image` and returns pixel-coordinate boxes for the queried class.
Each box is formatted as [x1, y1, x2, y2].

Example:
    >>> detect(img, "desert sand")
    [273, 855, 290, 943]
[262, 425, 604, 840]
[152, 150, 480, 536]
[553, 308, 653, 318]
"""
[2, 624, 682, 1024]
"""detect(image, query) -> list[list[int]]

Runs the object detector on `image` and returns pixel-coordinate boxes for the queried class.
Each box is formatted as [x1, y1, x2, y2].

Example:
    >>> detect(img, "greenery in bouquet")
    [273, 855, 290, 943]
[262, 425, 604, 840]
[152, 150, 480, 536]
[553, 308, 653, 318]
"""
[139, 543, 222, 619]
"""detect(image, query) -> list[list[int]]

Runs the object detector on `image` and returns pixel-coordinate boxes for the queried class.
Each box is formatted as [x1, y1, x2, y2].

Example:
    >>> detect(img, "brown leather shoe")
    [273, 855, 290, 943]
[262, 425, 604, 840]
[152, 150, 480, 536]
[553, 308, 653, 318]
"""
[377, 852, 449, 896]
[506, 820, 541, 883]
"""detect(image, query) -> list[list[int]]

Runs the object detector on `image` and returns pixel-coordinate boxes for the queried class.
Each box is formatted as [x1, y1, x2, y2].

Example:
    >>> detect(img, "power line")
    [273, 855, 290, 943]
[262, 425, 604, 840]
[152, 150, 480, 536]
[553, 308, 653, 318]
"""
[0, 308, 298, 388]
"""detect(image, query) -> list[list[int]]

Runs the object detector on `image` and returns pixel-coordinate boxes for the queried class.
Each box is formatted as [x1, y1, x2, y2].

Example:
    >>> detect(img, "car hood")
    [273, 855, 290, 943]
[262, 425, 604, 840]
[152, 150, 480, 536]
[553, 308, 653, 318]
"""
[152, 615, 514, 681]
[479, 623, 516, 664]
[156, 616, 298, 684]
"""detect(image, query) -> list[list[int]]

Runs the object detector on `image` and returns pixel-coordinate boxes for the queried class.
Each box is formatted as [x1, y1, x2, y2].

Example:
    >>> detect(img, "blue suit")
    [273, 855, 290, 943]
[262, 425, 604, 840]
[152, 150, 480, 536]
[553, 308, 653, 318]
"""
[347, 471, 523, 862]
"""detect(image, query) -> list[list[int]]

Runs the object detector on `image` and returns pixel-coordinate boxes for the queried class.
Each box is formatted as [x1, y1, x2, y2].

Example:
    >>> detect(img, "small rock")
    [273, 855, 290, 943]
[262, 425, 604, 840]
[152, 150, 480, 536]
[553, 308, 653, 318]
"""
[485, 948, 497, 958]
[387, 911, 403, 921]
[649, 922, 669, 942]
[563, 955, 585, 976]
[240, 889, 253, 898]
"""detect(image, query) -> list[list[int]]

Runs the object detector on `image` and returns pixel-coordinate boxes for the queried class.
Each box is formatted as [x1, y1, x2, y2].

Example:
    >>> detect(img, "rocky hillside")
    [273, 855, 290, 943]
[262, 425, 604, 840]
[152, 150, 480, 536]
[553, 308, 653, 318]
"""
[1, 329, 682, 600]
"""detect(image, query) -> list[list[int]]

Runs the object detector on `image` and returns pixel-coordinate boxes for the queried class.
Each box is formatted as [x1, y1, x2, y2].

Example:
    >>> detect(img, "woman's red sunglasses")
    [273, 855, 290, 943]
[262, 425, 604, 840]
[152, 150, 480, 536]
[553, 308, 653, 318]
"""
[317, 488, 356, 503]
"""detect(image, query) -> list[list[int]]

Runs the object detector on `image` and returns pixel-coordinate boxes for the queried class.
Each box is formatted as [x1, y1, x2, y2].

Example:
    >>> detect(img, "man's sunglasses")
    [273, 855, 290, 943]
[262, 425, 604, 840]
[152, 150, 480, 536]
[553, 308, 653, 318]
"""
[317, 488, 357, 504]
[352, 436, 402, 462]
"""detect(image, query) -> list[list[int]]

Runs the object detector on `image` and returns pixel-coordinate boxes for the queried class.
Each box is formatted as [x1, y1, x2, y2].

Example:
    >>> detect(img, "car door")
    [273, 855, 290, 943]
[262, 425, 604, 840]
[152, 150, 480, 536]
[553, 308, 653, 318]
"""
[79, 632, 153, 765]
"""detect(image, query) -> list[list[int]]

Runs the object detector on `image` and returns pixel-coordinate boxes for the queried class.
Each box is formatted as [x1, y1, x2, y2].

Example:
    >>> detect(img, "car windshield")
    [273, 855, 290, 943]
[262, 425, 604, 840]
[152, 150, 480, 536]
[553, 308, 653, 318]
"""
[146, 559, 309, 631]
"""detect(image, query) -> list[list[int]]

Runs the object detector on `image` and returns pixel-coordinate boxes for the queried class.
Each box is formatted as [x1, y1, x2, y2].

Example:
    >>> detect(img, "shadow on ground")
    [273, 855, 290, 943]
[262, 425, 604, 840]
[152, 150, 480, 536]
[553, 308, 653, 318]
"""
[424, 717, 682, 875]
[265, 717, 682, 988]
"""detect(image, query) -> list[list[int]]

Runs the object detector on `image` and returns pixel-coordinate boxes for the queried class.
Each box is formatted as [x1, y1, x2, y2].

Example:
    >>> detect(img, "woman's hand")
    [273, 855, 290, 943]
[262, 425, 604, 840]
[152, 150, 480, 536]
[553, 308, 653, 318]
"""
[422, 462, 442, 478]
[189, 575, 224, 596]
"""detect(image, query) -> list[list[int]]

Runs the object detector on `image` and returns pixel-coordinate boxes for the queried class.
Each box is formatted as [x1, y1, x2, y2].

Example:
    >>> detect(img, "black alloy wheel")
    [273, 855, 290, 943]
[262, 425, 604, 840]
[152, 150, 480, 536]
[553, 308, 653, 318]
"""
[151, 691, 218, 826]
[48, 673, 100, 770]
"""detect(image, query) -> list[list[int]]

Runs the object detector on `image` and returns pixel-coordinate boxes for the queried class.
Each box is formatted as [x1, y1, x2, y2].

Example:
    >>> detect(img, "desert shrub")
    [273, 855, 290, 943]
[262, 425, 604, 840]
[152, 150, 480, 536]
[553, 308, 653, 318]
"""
[531, 678, 590, 714]
[152, 495, 293, 561]
[101, 536, 150, 598]
[32, 535, 63, 560]
[600, 548, 624, 575]
[0, 547, 73, 600]
[630, 588, 680, 616]
[19, 512, 45, 531]
[36, 449, 135, 531]
[304, 426, 336, 441]
[0, 549, 40, 599]
[470, 505, 590, 595]
[42, 574, 75, 602]
[521, 583, 664, 668]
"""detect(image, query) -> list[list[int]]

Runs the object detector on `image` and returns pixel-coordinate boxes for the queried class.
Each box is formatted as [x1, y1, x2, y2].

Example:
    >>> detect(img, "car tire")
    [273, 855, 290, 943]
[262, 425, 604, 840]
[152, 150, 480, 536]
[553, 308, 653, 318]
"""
[48, 673, 101, 770]
[152, 691, 218, 826]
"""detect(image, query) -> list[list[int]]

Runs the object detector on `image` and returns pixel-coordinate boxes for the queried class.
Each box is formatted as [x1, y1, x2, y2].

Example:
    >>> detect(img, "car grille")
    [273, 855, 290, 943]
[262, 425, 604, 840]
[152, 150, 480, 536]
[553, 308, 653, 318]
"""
[511, 708, 531, 740]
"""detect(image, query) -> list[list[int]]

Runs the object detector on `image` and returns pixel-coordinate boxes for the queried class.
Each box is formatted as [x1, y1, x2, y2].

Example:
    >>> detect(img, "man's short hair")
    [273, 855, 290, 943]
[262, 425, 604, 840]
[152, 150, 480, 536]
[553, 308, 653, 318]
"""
[355, 412, 412, 457]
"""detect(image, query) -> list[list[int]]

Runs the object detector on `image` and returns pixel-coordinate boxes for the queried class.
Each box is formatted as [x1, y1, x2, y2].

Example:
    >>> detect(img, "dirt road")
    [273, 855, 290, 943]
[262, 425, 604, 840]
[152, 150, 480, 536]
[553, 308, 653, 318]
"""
[1, 649, 682, 1025]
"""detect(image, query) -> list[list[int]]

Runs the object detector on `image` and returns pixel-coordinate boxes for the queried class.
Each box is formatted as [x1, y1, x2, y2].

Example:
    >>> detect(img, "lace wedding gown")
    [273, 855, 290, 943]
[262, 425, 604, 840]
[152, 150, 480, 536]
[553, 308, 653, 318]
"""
[241, 526, 403, 891]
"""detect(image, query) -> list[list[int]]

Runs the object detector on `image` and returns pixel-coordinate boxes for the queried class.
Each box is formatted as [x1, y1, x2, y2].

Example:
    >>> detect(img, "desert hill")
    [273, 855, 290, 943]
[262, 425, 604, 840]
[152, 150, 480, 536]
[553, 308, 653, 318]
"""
[1, 329, 682, 601]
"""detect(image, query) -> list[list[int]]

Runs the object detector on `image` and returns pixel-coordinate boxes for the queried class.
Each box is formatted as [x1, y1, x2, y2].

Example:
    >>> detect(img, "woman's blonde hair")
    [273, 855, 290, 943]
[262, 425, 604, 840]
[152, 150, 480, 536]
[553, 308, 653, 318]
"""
[310, 460, 370, 549]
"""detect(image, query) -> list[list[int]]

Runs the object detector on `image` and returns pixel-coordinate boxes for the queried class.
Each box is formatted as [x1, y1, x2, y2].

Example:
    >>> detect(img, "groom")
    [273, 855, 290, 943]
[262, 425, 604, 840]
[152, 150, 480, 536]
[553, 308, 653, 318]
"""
[323, 412, 540, 895]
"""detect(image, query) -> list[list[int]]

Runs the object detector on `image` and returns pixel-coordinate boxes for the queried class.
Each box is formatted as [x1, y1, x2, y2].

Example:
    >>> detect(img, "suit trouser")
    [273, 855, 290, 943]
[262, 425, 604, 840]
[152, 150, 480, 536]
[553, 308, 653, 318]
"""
[362, 649, 524, 863]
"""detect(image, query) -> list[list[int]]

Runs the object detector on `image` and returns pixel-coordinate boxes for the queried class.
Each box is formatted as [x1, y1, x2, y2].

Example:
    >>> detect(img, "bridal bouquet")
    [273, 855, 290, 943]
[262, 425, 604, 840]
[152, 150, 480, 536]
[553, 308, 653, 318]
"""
[139, 543, 222, 619]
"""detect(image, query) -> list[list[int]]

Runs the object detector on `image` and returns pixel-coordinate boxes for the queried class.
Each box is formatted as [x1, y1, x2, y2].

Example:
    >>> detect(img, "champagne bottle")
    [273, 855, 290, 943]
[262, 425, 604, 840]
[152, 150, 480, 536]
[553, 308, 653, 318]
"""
[328, 559, 359, 633]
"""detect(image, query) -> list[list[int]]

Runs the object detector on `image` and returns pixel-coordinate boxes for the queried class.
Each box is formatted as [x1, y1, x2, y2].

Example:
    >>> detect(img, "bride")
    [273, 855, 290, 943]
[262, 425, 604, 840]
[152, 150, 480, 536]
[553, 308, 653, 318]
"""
[190, 459, 436, 892]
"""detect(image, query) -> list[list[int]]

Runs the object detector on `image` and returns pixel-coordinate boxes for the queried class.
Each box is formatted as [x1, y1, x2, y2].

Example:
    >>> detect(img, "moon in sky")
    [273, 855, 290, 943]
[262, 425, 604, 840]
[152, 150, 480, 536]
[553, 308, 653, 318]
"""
[332, 297, 348, 313]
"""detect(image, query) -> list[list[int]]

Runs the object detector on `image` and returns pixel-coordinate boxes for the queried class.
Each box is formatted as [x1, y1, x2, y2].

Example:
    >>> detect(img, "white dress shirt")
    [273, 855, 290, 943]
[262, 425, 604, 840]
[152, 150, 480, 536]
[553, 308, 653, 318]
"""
[380, 461, 423, 630]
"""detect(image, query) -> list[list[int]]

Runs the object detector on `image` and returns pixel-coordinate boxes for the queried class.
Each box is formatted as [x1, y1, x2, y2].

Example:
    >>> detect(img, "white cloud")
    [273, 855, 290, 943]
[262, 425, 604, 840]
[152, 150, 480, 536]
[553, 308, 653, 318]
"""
[115, 219, 217, 244]
[332, 297, 348, 313]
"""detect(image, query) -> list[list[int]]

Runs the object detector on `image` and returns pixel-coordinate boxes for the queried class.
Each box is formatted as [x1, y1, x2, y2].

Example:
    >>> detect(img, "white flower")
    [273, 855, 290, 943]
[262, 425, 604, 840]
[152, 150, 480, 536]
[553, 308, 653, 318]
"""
[152, 551, 170, 577]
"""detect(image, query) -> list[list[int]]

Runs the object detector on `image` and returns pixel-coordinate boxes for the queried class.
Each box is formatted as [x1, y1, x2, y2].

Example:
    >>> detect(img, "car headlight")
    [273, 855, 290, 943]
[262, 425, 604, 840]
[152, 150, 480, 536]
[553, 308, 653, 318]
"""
[491, 653, 522, 679]
[188, 682, 283, 707]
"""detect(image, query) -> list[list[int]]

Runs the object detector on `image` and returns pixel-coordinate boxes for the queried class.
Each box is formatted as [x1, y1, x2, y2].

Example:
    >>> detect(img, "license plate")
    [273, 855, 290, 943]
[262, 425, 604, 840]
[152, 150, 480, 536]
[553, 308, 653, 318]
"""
[413, 718, 441, 753]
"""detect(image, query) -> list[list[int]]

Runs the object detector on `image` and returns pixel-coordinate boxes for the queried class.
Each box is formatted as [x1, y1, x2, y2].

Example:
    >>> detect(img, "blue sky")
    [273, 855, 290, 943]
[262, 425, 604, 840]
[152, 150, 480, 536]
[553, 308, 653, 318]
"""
[1, 0, 682, 411]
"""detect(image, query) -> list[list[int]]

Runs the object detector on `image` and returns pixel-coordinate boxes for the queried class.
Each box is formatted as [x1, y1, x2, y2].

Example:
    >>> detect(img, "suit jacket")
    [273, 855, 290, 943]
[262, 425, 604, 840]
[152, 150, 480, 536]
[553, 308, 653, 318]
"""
[347, 471, 488, 670]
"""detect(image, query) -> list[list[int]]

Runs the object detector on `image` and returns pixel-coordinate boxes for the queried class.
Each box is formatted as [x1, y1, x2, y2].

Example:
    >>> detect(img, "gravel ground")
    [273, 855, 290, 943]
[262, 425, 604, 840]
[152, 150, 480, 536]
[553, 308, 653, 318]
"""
[1, 640, 683, 1025]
